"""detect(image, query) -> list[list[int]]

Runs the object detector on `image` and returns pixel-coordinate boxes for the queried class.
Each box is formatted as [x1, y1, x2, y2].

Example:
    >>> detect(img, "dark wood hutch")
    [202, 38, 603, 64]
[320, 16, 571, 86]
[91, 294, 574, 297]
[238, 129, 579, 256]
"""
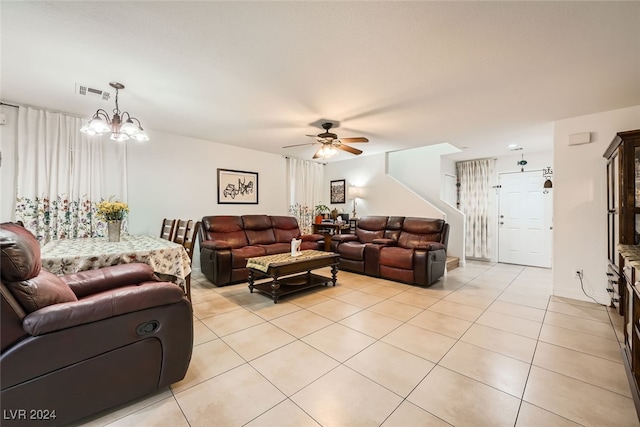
[604, 129, 640, 418]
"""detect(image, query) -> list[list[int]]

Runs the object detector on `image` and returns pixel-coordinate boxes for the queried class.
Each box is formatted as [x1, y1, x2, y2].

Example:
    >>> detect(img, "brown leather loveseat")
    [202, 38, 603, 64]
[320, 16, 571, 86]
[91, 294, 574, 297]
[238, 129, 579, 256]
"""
[199, 215, 324, 286]
[0, 223, 193, 426]
[330, 216, 449, 286]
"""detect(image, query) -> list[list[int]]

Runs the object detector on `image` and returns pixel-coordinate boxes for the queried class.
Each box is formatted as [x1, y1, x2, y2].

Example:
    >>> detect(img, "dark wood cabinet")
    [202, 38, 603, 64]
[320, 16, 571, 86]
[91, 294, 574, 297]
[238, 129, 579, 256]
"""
[604, 129, 640, 312]
[604, 129, 640, 418]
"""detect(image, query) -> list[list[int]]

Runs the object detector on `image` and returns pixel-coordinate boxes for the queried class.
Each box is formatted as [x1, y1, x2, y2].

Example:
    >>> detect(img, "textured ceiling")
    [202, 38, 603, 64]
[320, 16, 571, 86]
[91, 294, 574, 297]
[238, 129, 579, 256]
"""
[1, 1, 639, 162]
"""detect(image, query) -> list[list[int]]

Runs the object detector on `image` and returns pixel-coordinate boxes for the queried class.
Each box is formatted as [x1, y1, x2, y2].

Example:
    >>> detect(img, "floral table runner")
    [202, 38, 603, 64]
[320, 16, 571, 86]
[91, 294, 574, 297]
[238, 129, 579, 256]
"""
[246, 250, 332, 273]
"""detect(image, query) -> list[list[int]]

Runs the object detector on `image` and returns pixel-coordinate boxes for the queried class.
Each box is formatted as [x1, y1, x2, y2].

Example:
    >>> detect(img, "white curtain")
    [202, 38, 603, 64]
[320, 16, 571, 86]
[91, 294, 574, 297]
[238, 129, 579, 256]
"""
[15, 106, 127, 242]
[286, 157, 323, 234]
[457, 158, 493, 259]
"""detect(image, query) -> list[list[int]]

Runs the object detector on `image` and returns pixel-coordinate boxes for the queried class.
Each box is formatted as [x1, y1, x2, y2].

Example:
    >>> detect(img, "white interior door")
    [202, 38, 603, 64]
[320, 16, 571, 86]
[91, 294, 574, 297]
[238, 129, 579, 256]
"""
[498, 171, 552, 267]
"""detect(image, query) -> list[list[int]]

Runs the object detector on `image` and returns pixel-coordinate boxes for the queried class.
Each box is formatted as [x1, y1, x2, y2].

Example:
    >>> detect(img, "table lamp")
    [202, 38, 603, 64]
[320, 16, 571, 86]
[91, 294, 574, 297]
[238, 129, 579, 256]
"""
[349, 186, 362, 219]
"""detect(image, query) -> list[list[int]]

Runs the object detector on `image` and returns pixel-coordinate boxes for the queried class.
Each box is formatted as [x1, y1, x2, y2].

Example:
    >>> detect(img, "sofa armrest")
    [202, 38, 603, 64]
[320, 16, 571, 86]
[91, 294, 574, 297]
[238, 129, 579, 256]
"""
[62, 263, 159, 298]
[201, 239, 232, 250]
[372, 238, 396, 246]
[414, 242, 446, 251]
[22, 282, 185, 336]
[301, 233, 324, 242]
[331, 234, 358, 243]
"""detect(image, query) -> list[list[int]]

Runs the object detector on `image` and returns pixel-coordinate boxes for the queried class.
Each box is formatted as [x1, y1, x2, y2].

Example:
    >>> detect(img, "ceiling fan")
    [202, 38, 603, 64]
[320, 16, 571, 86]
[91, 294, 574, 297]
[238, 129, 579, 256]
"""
[283, 122, 369, 159]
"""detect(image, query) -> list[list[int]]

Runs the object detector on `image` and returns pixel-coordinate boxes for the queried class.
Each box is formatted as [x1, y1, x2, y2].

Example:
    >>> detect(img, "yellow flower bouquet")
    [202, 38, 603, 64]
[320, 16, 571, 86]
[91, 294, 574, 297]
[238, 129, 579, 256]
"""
[96, 199, 129, 221]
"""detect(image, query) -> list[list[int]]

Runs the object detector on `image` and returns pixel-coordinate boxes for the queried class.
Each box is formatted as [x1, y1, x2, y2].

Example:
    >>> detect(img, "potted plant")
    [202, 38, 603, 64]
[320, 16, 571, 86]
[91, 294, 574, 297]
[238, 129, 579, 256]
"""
[314, 203, 330, 224]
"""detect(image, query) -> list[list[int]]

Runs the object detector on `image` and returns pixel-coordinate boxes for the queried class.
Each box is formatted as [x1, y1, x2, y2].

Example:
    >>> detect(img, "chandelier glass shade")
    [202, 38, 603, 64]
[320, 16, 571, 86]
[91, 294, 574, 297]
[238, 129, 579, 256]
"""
[80, 82, 149, 142]
[317, 144, 338, 158]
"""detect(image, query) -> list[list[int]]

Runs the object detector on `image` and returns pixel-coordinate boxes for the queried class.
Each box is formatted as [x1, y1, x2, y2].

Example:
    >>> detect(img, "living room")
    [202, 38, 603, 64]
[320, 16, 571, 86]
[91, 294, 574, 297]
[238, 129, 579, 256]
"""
[2, 1, 640, 426]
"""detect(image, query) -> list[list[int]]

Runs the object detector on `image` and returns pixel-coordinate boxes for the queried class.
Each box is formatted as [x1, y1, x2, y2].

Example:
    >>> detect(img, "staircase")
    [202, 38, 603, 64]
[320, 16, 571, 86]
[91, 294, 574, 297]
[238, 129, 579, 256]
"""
[446, 256, 459, 271]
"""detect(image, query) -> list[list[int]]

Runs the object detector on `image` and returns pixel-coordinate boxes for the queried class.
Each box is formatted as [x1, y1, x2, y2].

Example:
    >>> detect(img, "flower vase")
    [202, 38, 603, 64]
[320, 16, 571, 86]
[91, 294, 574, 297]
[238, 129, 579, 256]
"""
[107, 220, 122, 242]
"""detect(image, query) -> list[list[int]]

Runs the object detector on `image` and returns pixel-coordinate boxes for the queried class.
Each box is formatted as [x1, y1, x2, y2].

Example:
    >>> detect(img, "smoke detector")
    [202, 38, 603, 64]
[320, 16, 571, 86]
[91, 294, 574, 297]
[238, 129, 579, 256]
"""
[75, 83, 110, 101]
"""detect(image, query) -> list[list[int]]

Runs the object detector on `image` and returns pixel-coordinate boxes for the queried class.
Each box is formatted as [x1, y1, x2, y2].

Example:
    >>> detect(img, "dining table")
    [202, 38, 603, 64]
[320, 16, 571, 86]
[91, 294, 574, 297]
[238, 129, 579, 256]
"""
[40, 234, 192, 291]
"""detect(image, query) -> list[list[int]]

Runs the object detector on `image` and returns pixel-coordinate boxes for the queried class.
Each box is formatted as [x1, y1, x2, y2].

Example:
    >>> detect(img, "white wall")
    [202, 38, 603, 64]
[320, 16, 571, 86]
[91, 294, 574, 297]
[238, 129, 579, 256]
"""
[126, 128, 288, 269]
[0, 104, 19, 222]
[554, 105, 640, 303]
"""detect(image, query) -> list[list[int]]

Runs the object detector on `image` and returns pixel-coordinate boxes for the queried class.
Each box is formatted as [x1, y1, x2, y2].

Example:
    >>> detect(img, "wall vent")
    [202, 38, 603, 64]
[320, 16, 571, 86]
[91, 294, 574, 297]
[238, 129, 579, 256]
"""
[75, 83, 110, 101]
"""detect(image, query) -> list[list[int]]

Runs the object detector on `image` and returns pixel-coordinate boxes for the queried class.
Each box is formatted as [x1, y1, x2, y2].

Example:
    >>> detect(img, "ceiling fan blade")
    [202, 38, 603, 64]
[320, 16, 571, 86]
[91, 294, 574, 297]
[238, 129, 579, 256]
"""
[336, 144, 363, 155]
[340, 137, 369, 143]
[305, 134, 318, 137]
[282, 142, 317, 148]
[312, 147, 323, 159]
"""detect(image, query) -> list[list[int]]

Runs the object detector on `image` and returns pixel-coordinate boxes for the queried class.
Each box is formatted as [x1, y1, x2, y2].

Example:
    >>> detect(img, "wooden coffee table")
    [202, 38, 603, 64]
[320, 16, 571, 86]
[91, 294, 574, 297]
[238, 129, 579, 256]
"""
[246, 250, 339, 303]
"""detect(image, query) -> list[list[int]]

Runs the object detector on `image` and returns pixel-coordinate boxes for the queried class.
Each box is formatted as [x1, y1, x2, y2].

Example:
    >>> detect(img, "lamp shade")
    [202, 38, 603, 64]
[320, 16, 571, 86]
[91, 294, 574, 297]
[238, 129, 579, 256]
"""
[119, 120, 140, 136]
[81, 117, 111, 135]
[349, 186, 362, 199]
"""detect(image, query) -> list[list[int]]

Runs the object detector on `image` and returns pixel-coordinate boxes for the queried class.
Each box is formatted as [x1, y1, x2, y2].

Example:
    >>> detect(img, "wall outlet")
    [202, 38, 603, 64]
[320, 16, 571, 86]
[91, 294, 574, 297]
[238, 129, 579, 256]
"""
[574, 269, 583, 279]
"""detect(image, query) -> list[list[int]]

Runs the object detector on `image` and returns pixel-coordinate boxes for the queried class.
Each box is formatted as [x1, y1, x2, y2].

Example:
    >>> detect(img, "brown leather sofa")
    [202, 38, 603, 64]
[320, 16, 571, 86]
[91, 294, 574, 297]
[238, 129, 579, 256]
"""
[0, 223, 193, 426]
[199, 215, 324, 286]
[330, 216, 449, 286]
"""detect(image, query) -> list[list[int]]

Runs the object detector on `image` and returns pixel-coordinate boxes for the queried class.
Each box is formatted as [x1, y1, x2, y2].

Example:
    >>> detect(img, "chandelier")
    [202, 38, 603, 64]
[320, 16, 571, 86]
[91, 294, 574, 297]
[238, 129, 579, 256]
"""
[80, 82, 149, 141]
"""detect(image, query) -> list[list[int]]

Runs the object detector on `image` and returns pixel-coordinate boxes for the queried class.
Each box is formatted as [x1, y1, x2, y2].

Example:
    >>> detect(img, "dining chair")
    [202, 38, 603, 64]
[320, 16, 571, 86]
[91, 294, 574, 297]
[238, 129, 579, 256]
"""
[160, 218, 177, 241]
[173, 220, 201, 301]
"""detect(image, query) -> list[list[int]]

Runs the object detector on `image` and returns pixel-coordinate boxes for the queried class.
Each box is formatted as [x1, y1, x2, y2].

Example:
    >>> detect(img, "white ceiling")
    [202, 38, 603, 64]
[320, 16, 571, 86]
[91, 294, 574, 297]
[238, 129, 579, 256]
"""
[2, 1, 639, 162]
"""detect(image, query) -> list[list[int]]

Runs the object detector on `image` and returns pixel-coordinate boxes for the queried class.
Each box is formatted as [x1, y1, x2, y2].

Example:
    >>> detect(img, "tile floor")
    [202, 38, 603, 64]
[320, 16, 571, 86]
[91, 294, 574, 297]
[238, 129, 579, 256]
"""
[73, 261, 640, 426]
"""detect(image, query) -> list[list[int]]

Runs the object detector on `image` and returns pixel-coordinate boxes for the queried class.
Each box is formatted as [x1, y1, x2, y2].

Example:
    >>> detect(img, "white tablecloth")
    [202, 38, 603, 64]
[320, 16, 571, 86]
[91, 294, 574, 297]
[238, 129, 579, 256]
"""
[41, 235, 192, 289]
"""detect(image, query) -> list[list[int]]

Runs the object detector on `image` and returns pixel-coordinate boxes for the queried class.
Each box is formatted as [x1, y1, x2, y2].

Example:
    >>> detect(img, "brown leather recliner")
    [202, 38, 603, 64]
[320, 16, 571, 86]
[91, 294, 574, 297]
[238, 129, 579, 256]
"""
[329, 216, 390, 276]
[331, 216, 449, 286]
[378, 217, 449, 286]
[0, 223, 193, 426]
[199, 215, 323, 286]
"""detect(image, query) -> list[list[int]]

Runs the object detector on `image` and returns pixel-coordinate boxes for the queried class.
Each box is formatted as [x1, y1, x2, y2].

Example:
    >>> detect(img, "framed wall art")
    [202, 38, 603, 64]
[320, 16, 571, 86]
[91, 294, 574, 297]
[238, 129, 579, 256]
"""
[217, 168, 259, 204]
[330, 179, 346, 204]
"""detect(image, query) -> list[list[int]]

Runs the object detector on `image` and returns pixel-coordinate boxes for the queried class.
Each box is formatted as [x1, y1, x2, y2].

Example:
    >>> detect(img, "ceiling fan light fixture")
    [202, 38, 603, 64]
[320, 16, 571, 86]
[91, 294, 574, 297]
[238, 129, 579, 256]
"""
[317, 145, 338, 159]
[80, 82, 149, 142]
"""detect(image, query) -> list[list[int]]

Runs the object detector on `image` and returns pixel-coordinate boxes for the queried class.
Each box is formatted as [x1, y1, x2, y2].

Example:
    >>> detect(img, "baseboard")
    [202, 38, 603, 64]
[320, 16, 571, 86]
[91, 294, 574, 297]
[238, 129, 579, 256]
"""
[552, 287, 611, 306]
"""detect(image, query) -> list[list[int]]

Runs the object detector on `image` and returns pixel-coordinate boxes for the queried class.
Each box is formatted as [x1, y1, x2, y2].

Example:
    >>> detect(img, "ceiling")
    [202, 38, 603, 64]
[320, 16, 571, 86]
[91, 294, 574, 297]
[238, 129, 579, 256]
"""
[2, 1, 639, 162]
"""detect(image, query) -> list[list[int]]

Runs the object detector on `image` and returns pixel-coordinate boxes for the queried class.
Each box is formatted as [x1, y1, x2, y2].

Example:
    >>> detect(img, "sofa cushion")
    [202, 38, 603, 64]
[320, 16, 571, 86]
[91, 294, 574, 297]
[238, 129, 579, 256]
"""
[398, 217, 445, 248]
[384, 216, 405, 241]
[0, 223, 42, 282]
[243, 215, 276, 245]
[338, 242, 366, 261]
[258, 243, 289, 255]
[270, 216, 301, 243]
[6, 269, 78, 313]
[201, 216, 248, 249]
[379, 246, 413, 270]
[354, 216, 387, 243]
[231, 246, 267, 269]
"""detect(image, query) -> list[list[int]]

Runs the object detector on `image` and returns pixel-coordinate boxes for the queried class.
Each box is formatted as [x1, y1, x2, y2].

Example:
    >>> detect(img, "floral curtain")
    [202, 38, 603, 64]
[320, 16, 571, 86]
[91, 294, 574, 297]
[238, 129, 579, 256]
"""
[15, 106, 127, 243]
[286, 157, 324, 234]
[457, 158, 493, 259]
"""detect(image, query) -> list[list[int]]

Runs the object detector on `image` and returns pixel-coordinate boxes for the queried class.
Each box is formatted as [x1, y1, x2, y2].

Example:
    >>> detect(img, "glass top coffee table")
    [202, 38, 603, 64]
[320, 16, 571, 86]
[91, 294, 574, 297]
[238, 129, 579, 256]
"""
[246, 250, 339, 303]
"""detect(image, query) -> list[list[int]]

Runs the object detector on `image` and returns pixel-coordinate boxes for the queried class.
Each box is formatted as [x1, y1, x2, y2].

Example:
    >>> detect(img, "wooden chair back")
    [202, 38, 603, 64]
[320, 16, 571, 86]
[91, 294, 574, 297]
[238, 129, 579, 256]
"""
[173, 220, 200, 302]
[160, 218, 177, 241]
[173, 220, 200, 260]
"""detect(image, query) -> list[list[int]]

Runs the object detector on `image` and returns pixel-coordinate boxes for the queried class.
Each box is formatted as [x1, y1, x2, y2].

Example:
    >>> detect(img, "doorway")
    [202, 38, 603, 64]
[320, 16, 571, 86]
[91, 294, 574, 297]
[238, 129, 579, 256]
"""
[498, 170, 552, 268]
